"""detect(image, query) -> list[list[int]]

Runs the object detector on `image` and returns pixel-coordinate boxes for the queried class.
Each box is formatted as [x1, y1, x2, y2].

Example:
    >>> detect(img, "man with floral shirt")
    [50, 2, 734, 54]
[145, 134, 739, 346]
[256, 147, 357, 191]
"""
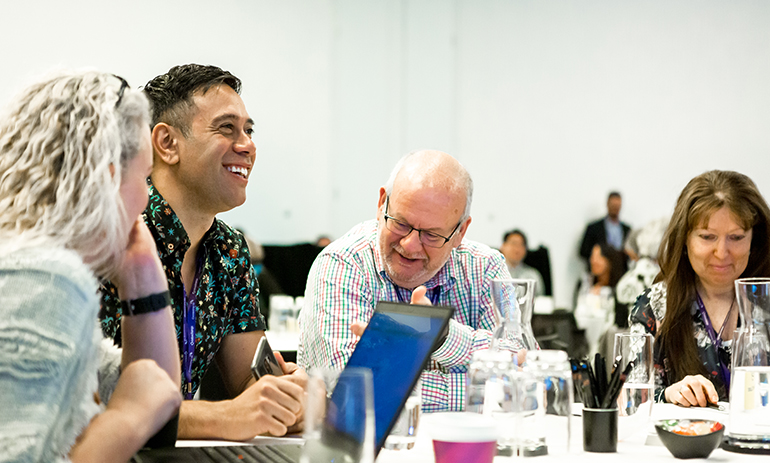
[100, 64, 306, 440]
[298, 150, 522, 412]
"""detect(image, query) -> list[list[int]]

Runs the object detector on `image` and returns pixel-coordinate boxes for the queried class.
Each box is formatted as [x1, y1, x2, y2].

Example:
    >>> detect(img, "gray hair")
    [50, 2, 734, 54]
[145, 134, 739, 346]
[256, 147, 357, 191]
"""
[384, 151, 474, 220]
[0, 69, 151, 278]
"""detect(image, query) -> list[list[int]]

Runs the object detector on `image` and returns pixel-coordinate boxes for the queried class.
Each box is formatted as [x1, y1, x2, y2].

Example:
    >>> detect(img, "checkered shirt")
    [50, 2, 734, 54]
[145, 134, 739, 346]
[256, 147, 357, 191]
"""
[298, 219, 520, 412]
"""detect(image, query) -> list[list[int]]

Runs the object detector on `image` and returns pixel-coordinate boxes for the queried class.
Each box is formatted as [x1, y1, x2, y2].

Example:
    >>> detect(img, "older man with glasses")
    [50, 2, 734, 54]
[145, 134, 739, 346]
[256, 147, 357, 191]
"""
[298, 150, 521, 412]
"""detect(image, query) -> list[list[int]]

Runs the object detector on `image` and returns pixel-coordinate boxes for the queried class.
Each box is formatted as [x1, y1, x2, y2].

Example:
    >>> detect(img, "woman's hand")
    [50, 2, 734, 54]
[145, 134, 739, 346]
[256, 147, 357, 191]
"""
[112, 219, 168, 300]
[665, 375, 719, 407]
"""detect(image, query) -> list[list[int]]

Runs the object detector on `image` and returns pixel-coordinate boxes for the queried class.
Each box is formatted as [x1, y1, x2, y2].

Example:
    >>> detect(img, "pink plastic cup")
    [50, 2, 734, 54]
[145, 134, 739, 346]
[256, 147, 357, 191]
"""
[428, 412, 498, 463]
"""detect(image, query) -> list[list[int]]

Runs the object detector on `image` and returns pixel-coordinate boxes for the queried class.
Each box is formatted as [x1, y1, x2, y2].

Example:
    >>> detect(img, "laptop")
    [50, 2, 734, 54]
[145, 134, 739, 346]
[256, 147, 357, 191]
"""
[131, 301, 453, 463]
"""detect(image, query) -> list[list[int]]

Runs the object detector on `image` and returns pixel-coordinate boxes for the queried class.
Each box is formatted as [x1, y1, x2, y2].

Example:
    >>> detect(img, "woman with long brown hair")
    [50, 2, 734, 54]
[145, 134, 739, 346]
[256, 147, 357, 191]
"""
[630, 170, 770, 407]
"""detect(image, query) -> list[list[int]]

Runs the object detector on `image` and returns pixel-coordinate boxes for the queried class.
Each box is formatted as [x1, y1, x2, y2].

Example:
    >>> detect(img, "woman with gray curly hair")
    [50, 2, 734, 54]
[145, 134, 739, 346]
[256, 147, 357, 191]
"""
[0, 70, 181, 462]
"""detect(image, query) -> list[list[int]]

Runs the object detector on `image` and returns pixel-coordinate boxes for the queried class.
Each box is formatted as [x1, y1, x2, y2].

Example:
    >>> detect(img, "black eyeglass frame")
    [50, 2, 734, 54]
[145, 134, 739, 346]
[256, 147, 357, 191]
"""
[113, 74, 129, 108]
[383, 196, 463, 248]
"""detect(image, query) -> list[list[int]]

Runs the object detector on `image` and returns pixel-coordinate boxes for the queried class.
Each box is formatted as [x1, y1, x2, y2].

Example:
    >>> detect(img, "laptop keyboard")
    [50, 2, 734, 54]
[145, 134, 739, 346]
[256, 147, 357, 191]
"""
[201, 444, 303, 463]
[132, 443, 304, 463]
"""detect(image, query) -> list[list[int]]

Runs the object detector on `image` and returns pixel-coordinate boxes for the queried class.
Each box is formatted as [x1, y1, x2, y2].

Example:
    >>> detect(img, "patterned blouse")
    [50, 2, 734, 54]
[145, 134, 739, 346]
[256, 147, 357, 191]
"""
[99, 183, 265, 397]
[629, 282, 732, 402]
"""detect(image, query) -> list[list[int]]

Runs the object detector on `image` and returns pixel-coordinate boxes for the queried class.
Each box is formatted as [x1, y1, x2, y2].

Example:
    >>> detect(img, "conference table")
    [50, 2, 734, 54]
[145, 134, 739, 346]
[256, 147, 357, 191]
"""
[177, 403, 767, 462]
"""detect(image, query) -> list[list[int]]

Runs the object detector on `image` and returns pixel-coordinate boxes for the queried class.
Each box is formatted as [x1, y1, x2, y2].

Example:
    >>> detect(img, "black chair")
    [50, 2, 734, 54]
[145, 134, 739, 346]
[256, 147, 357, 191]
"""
[532, 311, 588, 358]
[523, 245, 553, 296]
[261, 243, 323, 298]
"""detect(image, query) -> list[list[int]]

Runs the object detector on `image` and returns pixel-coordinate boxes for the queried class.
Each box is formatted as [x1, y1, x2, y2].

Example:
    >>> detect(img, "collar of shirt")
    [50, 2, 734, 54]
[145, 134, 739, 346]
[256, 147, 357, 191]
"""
[143, 181, 222, 263]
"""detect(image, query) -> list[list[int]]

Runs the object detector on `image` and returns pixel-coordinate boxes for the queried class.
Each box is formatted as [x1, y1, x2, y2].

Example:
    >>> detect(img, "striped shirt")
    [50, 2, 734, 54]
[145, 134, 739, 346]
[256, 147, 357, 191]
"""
[297, 219, 518, 412]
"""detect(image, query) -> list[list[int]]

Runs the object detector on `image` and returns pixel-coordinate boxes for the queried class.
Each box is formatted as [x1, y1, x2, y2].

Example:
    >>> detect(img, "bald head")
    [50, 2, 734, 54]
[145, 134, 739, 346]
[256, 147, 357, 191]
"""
[377, 150, 474, 288]
[384, 150, 473, 219]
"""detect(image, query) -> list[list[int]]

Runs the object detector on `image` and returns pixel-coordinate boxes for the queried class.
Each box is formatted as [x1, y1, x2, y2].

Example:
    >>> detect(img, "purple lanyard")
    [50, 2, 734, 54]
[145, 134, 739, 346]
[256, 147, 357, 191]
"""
[395, 285, 441, 305]
[695, 292, 732, 392]
[182, 259, 203, 400]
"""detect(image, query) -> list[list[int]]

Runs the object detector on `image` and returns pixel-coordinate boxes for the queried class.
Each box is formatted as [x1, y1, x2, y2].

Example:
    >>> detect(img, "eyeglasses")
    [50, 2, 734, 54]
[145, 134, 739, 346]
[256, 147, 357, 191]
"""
[383, 196, 462, 248]
[112, 74, 129, 108]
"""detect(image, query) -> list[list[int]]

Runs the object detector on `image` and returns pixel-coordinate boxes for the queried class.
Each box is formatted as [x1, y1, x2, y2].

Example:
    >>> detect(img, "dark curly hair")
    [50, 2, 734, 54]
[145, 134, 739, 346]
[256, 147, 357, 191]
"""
[142, 64, 241, 136]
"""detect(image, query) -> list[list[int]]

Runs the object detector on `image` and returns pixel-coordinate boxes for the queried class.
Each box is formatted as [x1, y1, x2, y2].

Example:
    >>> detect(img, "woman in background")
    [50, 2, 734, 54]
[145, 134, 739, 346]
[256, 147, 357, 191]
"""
[0, 70, 181, 462]
[630, 170, 770, 407]
[574, 243, 627, 356]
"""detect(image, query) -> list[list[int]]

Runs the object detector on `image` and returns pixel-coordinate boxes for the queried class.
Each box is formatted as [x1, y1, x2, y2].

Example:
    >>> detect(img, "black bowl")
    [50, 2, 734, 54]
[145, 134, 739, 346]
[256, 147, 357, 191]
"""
[655, 419, 725, 459]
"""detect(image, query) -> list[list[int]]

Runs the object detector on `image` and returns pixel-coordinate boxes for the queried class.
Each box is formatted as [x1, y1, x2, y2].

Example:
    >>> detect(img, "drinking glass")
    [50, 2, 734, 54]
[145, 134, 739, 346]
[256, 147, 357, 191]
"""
[612, 332, 653, 440]
[466, 350, 518, 453]
[520, 350, 573, 457]
[301, 367, 375, 463]
[384, 378, 421, 450]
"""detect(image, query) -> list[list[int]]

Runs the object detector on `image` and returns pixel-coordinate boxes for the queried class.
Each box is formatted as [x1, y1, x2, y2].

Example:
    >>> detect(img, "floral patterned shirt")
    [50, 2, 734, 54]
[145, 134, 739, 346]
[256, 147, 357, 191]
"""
[99, 183, 265, 397]
[629, 282, 732, 402]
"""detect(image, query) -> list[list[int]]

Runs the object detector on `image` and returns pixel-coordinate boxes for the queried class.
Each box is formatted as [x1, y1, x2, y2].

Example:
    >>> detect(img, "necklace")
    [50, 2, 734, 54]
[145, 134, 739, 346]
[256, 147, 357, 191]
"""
[695, 292, 736, 342]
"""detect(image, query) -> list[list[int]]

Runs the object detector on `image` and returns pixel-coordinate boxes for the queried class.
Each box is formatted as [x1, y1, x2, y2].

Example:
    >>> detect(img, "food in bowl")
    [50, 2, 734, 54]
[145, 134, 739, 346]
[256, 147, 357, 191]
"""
[662, 420, 723, 436]
[654, 419, 725, 459]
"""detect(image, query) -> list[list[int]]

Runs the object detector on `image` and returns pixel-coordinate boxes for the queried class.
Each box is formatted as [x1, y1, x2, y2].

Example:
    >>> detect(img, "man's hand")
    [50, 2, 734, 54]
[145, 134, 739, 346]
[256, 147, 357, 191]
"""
[274, 351, 308, 389]
[665, 375, 719, 407]
[210, 369, 307, 440]
[274, 352, 308, 434]
[515, 349, 528, 366]
[410, 285, 431, 305]
[179, 331, 307, 440]
[351, 285, 431, 337]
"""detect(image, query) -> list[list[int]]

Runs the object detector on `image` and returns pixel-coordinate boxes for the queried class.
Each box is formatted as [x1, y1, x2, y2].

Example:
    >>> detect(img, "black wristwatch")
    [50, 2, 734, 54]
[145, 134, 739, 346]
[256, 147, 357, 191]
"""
[121, 291, 171, 316]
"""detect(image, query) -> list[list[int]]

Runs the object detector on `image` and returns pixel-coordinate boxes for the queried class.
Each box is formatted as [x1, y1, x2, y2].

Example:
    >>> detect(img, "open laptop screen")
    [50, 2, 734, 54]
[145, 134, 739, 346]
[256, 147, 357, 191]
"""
[328, 301, 454, 454]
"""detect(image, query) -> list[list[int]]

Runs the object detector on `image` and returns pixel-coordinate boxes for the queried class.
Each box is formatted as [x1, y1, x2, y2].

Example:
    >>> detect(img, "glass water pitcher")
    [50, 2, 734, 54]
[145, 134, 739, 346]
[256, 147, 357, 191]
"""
[727, 278, 770, 452]
[489, 278, 539, 358]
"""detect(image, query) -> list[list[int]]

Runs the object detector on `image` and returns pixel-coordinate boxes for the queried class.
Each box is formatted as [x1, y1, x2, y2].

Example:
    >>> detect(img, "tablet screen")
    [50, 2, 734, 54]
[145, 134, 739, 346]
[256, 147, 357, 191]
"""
[327, 302, 453, 453]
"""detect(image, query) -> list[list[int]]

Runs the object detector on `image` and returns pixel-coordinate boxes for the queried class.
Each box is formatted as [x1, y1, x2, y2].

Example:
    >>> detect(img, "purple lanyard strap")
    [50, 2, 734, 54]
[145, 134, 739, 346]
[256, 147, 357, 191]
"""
[182, 257, 204, 400]
[695, 292, 732, 394]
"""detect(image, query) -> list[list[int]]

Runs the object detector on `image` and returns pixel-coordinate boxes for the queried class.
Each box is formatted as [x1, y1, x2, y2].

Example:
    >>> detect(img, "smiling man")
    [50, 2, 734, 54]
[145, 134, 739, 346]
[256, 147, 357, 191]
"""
[99, 65, 306, 440]
[298, 150, 521, 412]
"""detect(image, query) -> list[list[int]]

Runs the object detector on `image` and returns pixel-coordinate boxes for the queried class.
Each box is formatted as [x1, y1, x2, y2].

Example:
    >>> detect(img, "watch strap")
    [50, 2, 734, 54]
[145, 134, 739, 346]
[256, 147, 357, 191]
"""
[121, 291, 171, 316]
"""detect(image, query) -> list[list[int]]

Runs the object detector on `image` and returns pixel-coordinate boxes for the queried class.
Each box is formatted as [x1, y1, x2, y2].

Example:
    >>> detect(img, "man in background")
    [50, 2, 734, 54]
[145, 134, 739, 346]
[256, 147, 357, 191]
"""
[100, 64, 305, 440]
[500, 229, 545, 296]
[298, 150, 522, 412]
[579, 191, 631, 263]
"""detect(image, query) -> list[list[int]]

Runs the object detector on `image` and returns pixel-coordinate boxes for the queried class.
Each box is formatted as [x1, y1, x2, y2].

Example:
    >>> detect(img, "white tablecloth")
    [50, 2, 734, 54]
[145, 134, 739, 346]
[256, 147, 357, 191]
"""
[376, 403, 762, 462]
[177, 403, 766, 462]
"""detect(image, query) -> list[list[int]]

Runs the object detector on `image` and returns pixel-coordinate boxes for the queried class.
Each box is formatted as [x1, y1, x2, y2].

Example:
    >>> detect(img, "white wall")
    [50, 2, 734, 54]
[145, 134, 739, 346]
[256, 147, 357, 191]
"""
[1, 0, 769, 308]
